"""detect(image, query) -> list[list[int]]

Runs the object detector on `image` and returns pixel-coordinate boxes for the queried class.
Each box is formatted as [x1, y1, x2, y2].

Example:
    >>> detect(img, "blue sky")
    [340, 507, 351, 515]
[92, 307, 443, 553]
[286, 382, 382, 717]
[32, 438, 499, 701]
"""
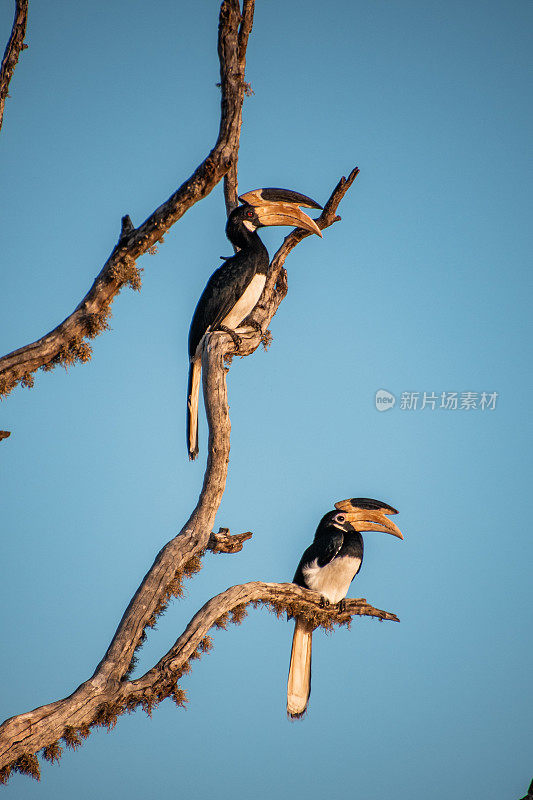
[1, 1, 532, 798]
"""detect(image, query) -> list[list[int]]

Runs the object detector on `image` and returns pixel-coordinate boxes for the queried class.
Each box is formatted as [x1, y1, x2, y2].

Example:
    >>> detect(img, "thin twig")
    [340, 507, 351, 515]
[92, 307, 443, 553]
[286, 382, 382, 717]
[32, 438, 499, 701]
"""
[230, 167, 361, 357]
[266, 166, 361, 294]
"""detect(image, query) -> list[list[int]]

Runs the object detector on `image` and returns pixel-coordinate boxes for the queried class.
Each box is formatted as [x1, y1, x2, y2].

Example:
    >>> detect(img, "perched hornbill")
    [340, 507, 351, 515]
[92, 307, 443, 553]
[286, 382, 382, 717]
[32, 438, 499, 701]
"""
[287, 497, 403, 719]
[187, 187, 323, 460]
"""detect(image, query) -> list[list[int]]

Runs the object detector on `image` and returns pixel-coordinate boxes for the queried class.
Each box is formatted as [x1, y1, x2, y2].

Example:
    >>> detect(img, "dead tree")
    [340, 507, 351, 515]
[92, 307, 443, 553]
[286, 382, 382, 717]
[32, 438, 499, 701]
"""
[0, 0, 398, 784]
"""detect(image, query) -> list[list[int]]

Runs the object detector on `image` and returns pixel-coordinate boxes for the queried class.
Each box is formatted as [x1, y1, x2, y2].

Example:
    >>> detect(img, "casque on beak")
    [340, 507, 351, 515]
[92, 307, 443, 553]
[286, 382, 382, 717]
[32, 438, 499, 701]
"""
[239, 187, 323, 237]
[334, 498, 404, 539]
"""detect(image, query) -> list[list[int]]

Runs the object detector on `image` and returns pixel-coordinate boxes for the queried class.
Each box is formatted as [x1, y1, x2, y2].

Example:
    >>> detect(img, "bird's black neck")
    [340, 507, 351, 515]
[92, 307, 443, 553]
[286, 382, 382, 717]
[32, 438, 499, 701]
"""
[226, 224, 269, 260]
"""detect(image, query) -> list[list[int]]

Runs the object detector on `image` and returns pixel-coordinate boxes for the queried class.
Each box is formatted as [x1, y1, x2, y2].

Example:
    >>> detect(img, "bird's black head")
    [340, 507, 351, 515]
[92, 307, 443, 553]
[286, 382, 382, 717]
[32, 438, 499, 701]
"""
[317, 509, 357, 534]
[225, 204, 262, 247]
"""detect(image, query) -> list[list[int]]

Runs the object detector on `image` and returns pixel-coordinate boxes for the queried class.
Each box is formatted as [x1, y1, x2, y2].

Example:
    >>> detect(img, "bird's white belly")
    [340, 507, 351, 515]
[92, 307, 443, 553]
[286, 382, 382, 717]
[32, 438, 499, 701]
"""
[221, 274, 265, 330]
[302, 556, 361, 605]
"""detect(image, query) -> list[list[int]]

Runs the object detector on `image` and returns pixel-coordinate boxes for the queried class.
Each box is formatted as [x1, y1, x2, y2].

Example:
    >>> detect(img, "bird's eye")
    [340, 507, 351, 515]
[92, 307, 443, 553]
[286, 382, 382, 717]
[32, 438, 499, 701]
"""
[336, 514, 345, 523]
[246, 210, 253, 217]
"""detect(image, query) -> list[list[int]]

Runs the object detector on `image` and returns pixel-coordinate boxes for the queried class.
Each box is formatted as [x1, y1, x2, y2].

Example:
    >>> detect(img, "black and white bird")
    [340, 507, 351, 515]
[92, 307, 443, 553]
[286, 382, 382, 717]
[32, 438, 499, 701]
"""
[187, 187, 323, 460]
[287, 497, 403, 719]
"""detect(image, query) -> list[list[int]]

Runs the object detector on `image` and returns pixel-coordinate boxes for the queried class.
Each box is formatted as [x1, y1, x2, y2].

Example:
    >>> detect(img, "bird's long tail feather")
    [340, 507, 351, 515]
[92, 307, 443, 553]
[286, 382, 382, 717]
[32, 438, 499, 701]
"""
[287, 616, 314, 719]
[187, 358, 201, 460]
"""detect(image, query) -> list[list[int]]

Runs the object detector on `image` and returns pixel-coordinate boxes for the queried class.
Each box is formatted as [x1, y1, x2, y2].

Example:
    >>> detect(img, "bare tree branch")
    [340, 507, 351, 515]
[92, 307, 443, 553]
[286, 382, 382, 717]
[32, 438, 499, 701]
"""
[0, 0, 28, 134]
[0, 576, 397, 782]
[0, 0, 254, 400]
[126, 584, 398, 713]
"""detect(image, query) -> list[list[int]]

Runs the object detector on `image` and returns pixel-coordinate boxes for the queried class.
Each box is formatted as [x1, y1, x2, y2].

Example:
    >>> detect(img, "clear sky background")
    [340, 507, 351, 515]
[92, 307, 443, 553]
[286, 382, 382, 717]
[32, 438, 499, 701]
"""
[1, 1, 532, 798]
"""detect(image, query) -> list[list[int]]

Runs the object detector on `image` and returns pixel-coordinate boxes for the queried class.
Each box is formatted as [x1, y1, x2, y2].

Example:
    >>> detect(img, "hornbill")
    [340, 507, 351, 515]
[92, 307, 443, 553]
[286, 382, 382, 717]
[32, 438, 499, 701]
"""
[287, 497, 403, 719]
[187, 187, 323, 460]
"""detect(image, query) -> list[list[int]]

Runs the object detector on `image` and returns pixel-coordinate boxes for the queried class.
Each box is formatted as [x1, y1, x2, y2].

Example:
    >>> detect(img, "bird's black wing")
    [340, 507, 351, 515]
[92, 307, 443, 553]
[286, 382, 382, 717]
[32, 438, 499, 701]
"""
[188, 255, 255, 358]
[293, 531, 344, 586]
[315, 531, 344, 567]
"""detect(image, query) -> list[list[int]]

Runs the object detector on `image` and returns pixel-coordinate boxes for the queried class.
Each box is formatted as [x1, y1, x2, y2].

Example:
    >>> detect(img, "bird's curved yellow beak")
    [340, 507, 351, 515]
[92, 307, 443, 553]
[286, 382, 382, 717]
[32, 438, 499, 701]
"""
[252, 203, 322, 237]
[239, 188, 323, 237]
[334, 499, 404, 539]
